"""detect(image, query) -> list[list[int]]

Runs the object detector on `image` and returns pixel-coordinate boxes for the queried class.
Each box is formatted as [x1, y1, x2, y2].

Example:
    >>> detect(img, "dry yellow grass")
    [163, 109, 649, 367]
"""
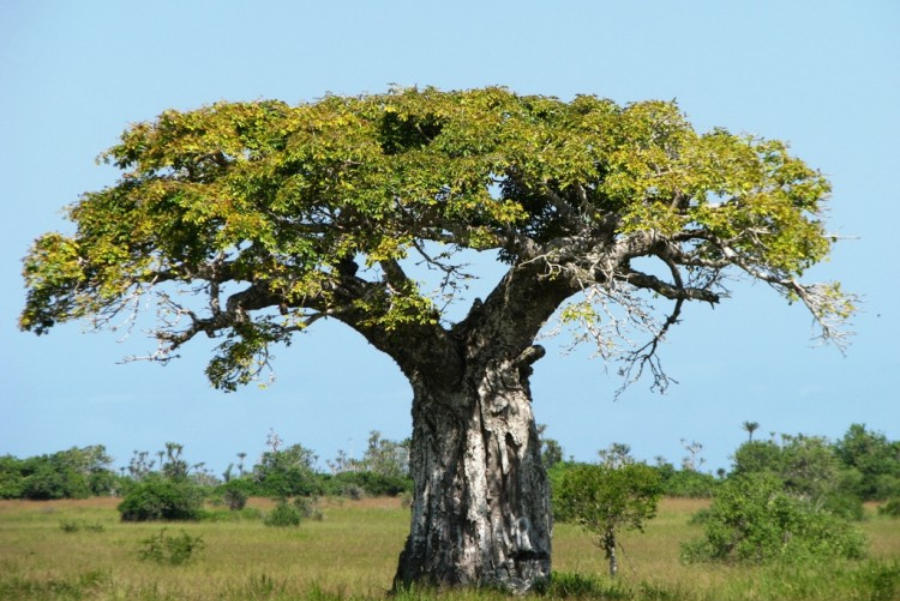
[0, 496, 897, 600]
[0, 496, 410, 599]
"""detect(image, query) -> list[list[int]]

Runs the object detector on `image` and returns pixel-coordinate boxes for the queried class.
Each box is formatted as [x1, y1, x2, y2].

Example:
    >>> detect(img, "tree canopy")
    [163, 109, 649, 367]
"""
[20, 86, 854, 392]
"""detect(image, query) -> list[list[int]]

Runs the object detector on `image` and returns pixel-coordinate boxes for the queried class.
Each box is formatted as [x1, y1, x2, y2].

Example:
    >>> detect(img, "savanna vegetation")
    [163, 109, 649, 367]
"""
[21, 86, 859, 590]
[1, 495, 897, 601]
[2, 424, 899, 599]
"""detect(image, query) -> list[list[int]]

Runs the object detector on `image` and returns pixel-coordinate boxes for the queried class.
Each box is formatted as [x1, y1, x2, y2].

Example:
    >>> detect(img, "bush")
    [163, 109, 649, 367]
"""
[20, 463, 90, 500]
[688, 507, 712, 526]
[661, 469, 719, 498]
[138, 528, 205, 565]
[320, 470, 412, 497]
[264, 500, 302, 527]
[682, 473, 867, 564]
[217, 478, 253, 511]
[879, 498, 900, 518]
[264, 496, 323, 526]
[293, 496, 324, 521]
[341, 484, 364, 500]
[118, 477, 205, 521]
[252, 443, 322, 498]
[59, 519, 104, 533]
[874, 475, 900, 500]
[821, 491, 865, 521]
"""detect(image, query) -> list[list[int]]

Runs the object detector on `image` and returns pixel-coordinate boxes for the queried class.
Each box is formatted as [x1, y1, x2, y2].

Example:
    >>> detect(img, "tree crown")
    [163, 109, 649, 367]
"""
[20, 86, 854, 390]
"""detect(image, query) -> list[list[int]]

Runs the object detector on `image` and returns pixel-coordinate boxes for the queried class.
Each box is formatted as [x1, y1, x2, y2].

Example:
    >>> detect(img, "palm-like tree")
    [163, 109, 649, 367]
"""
[742, 421, 760, 442]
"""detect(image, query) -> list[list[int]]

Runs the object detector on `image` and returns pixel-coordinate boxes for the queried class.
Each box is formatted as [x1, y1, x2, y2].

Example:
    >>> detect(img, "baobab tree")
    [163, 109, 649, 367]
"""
[20, 87, 855, 591]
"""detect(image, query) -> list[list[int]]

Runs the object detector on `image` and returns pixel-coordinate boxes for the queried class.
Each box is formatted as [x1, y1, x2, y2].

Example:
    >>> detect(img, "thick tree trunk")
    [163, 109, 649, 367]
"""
[393, 352, 552, 592]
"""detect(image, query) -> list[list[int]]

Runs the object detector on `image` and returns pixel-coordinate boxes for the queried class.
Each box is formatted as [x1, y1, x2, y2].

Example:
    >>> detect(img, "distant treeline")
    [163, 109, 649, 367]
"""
[0, 431, 413, 502]
[2, 424, 899, 509]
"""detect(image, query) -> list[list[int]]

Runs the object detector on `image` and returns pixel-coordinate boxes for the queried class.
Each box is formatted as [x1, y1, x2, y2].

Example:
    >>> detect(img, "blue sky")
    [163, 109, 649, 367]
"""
[1, 1, 897, 476]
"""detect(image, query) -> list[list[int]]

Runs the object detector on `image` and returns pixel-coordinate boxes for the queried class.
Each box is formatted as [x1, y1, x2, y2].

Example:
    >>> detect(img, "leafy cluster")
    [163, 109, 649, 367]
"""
[20, 87, 854, 391]
[555, 462, 663, 532]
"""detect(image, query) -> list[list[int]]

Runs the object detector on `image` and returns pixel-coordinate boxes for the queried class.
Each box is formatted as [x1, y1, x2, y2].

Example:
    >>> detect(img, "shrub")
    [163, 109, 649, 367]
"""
[821, 491, 865, 521]
[59, 519, 105, 533]
[879, 497, 900, 518]
[218, 478, 253, 511]
[118, 477, 205, 521]
[293, 496, 324, 521]
[321, 470, 412, 497]
[138, 528, 205, 565]
[688, 507, 712, 526]
[264, 500, 302, 527]
[226, 488, 249, 511]
[20, 463, 90, 500]
[661, 469, 719, 498]
[342, 484, 364, 500]
[59, 519, 81, 533]
[682, 473, 867, 564]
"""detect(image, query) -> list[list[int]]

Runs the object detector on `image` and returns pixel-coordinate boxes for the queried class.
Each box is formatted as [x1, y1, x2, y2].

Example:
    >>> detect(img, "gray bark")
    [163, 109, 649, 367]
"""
[391, 266, 574, 592]
[393, 356, 552, 592]
[604, 531, 618, 577]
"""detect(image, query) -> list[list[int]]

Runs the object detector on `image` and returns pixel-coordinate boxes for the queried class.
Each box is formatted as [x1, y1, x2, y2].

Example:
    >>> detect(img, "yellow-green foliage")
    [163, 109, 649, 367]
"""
[20, 87, 852, 391]
[1, 497, 898, 601]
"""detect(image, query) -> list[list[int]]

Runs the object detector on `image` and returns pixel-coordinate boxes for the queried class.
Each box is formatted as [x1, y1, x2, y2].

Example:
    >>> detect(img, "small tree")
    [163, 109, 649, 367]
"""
[253, 438, 319, 498]
[556, 461, 663, 577]
[834, 424, 900, 501]
[742, 421, 760, 442]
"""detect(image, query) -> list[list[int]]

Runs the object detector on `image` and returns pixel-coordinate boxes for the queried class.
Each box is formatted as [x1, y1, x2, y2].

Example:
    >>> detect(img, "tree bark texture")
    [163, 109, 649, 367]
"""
[393, 357, 552, 592]
[604, 531, 618, 578]
[383, 267, 574, 592]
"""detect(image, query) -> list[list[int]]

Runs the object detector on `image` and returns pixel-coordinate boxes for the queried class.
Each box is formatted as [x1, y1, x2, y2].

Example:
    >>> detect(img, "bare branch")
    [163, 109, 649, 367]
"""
[615, 257, 688, 396]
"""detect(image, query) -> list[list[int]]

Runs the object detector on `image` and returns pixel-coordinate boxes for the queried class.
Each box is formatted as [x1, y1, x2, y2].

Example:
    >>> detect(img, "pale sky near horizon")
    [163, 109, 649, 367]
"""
[1, 1, 897, 476]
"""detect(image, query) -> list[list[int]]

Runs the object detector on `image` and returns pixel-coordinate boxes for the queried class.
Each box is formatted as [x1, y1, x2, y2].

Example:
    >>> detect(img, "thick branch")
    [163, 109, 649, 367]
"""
[458, 258, 581, 359]
[620, 270, 719, 305]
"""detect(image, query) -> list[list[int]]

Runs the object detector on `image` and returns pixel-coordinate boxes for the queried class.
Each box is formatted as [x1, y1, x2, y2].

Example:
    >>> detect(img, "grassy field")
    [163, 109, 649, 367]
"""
[0, 497, 898, 601]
